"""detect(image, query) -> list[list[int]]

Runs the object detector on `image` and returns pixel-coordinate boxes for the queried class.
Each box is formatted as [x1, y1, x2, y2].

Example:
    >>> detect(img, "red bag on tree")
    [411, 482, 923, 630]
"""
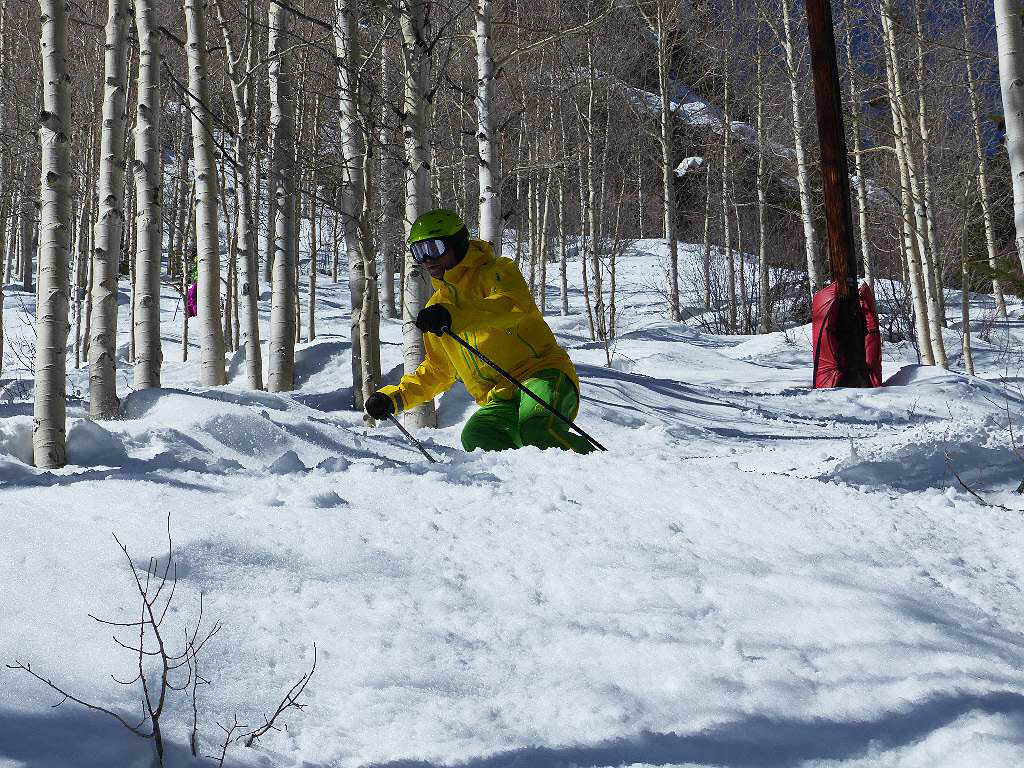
[812, 282, 882, 388]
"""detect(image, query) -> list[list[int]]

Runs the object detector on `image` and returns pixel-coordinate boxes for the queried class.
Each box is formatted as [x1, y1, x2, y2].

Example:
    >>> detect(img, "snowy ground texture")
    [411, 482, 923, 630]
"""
[2, 240, 1024, 768]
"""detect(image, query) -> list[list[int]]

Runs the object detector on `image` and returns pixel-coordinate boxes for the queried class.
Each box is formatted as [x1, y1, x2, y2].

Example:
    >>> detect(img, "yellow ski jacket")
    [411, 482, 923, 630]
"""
[379, 240, 580, 412]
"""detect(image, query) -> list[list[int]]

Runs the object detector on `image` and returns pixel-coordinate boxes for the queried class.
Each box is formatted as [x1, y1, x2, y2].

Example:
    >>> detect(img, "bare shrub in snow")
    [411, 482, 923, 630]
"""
[6, 517, 316, 767]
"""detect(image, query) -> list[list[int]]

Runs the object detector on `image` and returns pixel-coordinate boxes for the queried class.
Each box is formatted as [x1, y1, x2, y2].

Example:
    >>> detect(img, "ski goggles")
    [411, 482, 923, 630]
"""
[410, 238, 448, 264]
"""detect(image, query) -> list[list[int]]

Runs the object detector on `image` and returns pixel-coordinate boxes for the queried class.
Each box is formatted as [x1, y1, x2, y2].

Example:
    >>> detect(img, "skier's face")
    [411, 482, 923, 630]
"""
[424, 249, 460, 279]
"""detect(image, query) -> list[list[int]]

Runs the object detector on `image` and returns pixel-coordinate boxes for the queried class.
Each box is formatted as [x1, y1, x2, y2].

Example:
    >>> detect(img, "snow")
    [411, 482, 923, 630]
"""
[674, 156, 705, 177]
[2, 241, 1024, 767]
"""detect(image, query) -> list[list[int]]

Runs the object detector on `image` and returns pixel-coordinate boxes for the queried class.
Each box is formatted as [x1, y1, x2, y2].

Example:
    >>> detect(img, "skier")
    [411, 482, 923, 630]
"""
[364, 209, 594, 454]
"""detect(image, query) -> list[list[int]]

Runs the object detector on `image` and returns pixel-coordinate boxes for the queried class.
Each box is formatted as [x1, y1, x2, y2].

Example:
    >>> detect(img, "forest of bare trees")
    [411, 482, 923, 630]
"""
[1, 0, 1020, 467]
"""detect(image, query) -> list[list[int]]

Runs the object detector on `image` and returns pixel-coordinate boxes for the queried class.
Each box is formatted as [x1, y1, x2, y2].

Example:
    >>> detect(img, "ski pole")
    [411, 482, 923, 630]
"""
[442, 328, 607, 452]
[386, 414, 438, 463]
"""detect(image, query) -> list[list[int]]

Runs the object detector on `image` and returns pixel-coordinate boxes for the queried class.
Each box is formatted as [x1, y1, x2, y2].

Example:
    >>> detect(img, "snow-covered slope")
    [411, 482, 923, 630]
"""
[2, 242, 1024, 767]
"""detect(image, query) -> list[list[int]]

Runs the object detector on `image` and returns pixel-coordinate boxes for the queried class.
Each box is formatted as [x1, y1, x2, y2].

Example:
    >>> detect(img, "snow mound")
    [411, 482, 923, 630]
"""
[66, 419, 129, 467]
[268, 449, 307, 474]
[0, 416, 33, 464]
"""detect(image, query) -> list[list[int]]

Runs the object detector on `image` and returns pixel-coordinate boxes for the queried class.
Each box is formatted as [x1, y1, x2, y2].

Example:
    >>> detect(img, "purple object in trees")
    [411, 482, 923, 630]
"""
[186, 282, 198, 318]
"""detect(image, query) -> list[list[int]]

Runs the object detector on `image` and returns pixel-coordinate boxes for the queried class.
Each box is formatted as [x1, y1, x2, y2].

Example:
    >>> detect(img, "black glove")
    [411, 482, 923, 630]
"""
[415, 304, 452, 336]
[365, 392, 396, 420]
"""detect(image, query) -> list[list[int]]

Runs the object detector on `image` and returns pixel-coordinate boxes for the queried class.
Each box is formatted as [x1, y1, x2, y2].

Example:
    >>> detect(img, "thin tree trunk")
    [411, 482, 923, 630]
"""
[843, 0, 872, 290]
[781, 0, 821, 297]
[722, 53, 735, 334]
[474, 0, 500, 253]
[882, 3, 946, 367]
[586, 39, 605, 342]
[558, 177, 569, 316]
[963, 0, 1007, 316]
[756, 39, 770, 334]
[88, 0, 130, 419]
[398, 0, 435, 427]
[213, 0, 263, 388]
[655, 4, 679, 320]
[336, 0, 365, 405]
[701, 160, 712, 310]
[961, 180, 975, 376]
[34, 0, 73, 467]
[538, 168, 552, 314]
[995, 0, 1024, 273]
[881, 1, 934, 365]
[913, 0, 946, 327]
[20, 160, 35, 294]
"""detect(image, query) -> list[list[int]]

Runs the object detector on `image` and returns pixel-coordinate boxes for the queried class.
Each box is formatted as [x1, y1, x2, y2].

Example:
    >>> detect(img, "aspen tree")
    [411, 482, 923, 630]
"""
[700, 159, 713, 311]
[34, 0, 73, 467]
[88, 0, 130, 419]
[474, 0, 500, 253]
[913, 0, 946, 325]
[962, 0, 1007, 315]
[213, 0, 263, 389]
[961, 179, 975, 376]
[585, 37, 606, 342]
[184, 0, 226, 385]
[398, 0, 436, 428]
[882, 3, 946, 367]
[336, 0, 367, 405]
[21, 159, 37, 294]
[267, 0, 296, 392]
[132, 0, 162, 389]
[721, 22, 735, 335]
[881, 1, 934, 365]
[0, 0, 6, 380]
[755, 32, 770, 334]
[780, 0, 821, 297]
[842, 0, 872, 289]
[994, 0, 1024, 272]
[632, 0, 681, 320]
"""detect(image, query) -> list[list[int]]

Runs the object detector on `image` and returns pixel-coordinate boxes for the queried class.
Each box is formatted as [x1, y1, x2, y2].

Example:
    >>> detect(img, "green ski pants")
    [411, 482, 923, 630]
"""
[460, 369, 594, 454]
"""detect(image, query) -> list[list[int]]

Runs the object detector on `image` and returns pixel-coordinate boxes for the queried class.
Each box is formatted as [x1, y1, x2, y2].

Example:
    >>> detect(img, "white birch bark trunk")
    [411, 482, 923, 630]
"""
[184, 0, 226, 385]
[995, 0, 1024, 273]
[34, 0, 73, 467]
[359, 141, 381, 401]
[336, 0, 366, 407]
[267, 0, 296, 391]
[963, 0, 1007, 316]
[399, 0, 435, 428]
[656, 7, 679, 321]
[721, 59, 735, 334]
[701, 160, 712, 310]
[780, 0, 821, 296]
[558, 177, 569, 316]
[586, 39, 605, 342]
[882, 3, 946, 367]
[843, 0, 872, 289]
[538, 168, 553, 314]
[474, 0, 500, 253]
[961, 180, 975, 376]
[213, 0, 263, 389]
[88, 0, 129, 419]
[914, 0, 946, 326]
[756, 44, 770, 334]
[20, 160, 35, 294]
[132, 0, 162, 389]
[881, 2, 934, 365]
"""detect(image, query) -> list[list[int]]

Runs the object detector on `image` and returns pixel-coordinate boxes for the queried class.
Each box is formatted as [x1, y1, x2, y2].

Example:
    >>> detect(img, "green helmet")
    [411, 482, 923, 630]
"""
[408, 209, 465, 244]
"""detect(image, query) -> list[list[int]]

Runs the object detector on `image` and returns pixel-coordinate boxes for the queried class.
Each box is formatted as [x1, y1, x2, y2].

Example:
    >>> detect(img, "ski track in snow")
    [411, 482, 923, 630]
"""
[2, 240, 1024, 767]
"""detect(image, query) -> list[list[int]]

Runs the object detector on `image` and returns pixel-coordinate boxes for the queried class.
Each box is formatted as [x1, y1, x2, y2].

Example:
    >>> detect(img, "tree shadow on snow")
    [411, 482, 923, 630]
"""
[361, 691, 1024, 768]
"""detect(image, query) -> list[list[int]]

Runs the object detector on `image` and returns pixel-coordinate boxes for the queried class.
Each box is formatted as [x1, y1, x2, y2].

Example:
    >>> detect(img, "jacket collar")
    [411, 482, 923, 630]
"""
[437, 240, 494, 285]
